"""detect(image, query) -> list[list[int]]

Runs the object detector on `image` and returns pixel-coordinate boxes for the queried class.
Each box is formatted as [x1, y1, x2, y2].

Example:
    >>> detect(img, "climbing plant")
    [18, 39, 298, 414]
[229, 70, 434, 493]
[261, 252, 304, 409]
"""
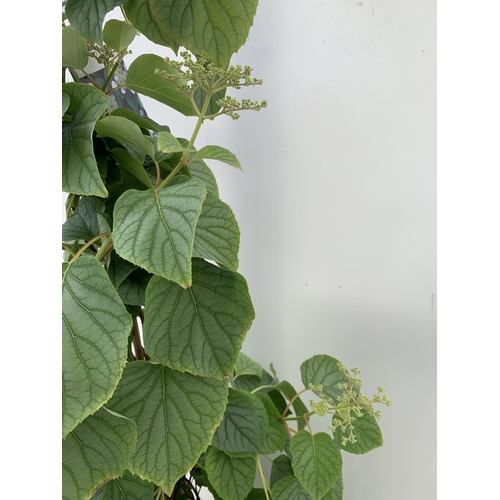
[62, 2, 392, 499]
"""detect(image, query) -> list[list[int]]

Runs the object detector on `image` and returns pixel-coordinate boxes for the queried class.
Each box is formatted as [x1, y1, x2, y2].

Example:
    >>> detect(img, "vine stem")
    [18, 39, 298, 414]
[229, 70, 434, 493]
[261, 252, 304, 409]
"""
[281, 388, 309, 418]
[256, 456, 272, 500]
[157, 89, 213, 190]
[69, 233, 109, 264]
[95, 235, 113, 261]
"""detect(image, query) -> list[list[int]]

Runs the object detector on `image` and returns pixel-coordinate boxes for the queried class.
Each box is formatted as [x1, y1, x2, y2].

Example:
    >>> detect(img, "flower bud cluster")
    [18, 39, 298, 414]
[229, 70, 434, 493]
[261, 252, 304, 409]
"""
[87, 41, 118, 66]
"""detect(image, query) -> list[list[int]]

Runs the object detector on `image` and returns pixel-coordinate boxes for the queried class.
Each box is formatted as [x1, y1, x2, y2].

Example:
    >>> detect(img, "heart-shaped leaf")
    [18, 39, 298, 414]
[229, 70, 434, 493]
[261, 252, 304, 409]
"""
[143, 258, 255, 379]
[90, 470, 154, 500]
[332, 411, 383, 455]
[272, 476, 336, 500]
[62, 83, 109, 197]
[102, 19, 137, 53]
[62, 26, 88, 70]
[290, 431, 342, 500]
[205, 447, 256, 500]
[234, 352, 262, 379]
[112, 181, 207, 288]
[62, 407, 137, 500]
[107, 361, 228, 495]
[62, 256, 132, 437]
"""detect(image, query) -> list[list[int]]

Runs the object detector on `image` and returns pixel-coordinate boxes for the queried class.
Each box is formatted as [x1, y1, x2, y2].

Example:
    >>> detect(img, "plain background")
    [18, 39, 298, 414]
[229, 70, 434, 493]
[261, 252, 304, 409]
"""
[116, 1, 437, 499]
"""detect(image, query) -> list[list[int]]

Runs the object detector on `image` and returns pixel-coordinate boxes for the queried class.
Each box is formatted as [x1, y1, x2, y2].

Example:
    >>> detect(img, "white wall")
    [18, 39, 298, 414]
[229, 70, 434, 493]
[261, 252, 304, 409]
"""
[121, 1, 436, 498]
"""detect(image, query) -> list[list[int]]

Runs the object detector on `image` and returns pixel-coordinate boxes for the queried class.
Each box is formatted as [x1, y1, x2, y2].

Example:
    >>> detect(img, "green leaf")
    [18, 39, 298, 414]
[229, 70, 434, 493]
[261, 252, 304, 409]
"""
[188, 157, 219, 197]
[290, 431, 342, 500]
[62, 196, 107, 242]
[95, 116, 155, 161]
[125, 54, 195, 116]
[157, 131, 192, 154]
[143, 258, 255, 379]
[332, 411, 383, 454]
[245, 489, 267, 500]
[62, 26, 89, 70]
[205, 447, 256, 500]
[111, 148, 153, 189]
[194, 145, 242, 170]
[111, 108, 171, 133]
[254, 392, 287, 454]
[234, 352, 262, 379]
[65, 0, 126, 44]
[123, 0, 259, 67]
[193, 193, 240, 271]
[91, 470, 154, 500]
[103, 19, 137, 53]
[62, 407, 137, 500]
[108, 252, 138, 290]
[193, 85, 226, 118]
[270, 455, 294, 488]
[112, 181, 206, 288]
[272, 476, 335, 500]
[63, 92, 70, 116]
[332, 474, 343, 500]
[212, 389, 269, 456]
[62, 256, 132, 437]
[300, 355, 352, 403]
[107, 361, 228, 496]
[62, 83, 109, 197]
[117, 268, 151, 306]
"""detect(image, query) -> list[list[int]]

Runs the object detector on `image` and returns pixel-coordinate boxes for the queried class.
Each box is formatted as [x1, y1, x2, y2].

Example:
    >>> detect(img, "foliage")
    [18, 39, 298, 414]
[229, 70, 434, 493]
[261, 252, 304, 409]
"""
[62, 2, 392, 499]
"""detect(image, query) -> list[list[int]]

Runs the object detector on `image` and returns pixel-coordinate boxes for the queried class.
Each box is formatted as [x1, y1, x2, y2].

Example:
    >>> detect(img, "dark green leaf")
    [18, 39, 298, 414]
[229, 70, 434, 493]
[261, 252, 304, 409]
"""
[254, 392, 287, 454]
[270, 455, 294, 488]
[62, 256, 132, 437]
[332, 411, 383, 455]
[62, 26, 89, 69]
[62, 83, 109, 197]
[290, 431, 342, 500]
[193, 193, 240, 271]
[62, 92, 70, 116]
[194, 145, 241, 170]
[62, 196, 108, 242]
[62, 407, 137, 500]
[103, 19, 137, 53]
[125, 54, 195, 116]
[107, 361, 228, 496]
[245, 489, 267, 500]
[212, 389, 269, 456]
[274, 381, 309, 431]
[117, 268, 151, 306]
[193, 85, 226, 118]
[107, 252, 138, 289]
[123, 0, 259, 67]
[143, 258, 255, 379]
[111, 108, 171, 133]
[111, 148, 153, 189]
[272, 476, 335, 500]
[95, 115, 155, 160]
[205, 447, 256, 500]
[65, 0, 127, 44]
[112, 181, 206, 288]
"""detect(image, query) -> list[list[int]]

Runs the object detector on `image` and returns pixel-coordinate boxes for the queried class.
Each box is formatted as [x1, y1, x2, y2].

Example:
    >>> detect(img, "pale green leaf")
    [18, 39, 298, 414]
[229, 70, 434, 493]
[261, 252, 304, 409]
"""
[194, 145, 242, 170]
[270, 455, 294, 488]
[255, 392, 287, 454]
[62, 407, 137, 500]
[111, 108, 171, 133]
[300, 355, 352, 403]
[290, 431, 342, 500]
[234, 352, 262, 379]
[62, 26, 89, 69]
[95, 116, 155, 161]
[125, 54, 195, 116]
[143, 258, 255, 379]
[111, 148, 153, 189]
[332, 411, 383, 455]
[62, 256, 132, 437]
[65, 0, 126, 44]
[157, 131, 192, 154]
[188, 157, 219, 197]
[107, 361, 228, 496]
[272, 476, 335, 500]
[193, 193, 240, 271]
[91, 470, 154, 500]
[212, 389, 269, 456]
[62, 196, 107, 242]
[63, 92, 70, 116]
[112, 181, 206, 288]
[62, 83, 109, 197]
[103, 19, 137, 53]
[205, 447, 256, 500]
[124, 0, 259, 67]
